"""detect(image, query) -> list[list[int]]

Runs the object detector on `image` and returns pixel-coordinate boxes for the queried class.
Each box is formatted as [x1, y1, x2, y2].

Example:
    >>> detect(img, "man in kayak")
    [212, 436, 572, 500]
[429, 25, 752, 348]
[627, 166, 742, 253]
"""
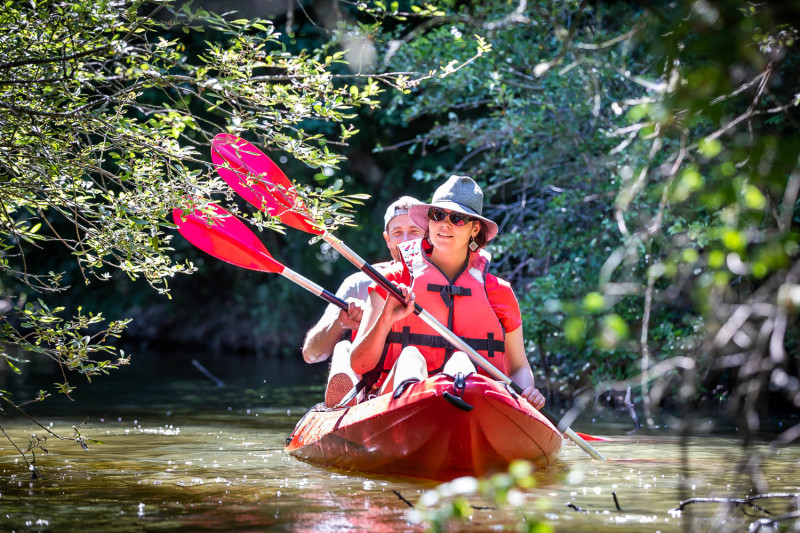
[350, 176, 546, 409]
[301, 196, 425, 406]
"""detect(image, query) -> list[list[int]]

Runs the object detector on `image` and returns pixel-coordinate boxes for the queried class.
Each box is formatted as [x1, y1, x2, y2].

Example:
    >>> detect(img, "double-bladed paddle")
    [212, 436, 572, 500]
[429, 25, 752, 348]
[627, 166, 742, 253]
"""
[210, 134, 607, 459]
[173, 203, 347, 312]
[173, 200, 606, 444]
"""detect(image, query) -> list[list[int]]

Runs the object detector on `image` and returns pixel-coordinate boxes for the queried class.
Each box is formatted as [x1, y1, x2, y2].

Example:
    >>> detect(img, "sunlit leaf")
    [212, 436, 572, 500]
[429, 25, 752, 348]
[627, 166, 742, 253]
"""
[743, 185, 767, 210]
[721, 229, 746, 252]
[597, 314, 629, 349]
[708, 249, 726, 268]
[564, 317, 587, 344]
[698, 137, 723, 158]
[582, 292, 605, 312]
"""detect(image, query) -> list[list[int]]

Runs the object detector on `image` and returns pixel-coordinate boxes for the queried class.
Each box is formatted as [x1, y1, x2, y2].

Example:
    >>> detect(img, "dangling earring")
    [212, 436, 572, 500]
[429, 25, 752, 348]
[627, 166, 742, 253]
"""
[469, 237, 478, 251]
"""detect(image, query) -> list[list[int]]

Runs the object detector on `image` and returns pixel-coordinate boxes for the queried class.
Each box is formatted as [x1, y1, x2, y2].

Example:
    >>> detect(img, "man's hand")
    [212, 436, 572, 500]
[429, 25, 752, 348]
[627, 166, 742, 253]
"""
[337, 298, 364, 331]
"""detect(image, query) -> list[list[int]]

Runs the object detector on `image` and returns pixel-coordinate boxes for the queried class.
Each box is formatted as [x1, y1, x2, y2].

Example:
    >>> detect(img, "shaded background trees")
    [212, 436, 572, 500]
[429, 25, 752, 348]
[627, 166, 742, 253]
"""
[1, 0, 798, 437]
[336, 0, 800, 437]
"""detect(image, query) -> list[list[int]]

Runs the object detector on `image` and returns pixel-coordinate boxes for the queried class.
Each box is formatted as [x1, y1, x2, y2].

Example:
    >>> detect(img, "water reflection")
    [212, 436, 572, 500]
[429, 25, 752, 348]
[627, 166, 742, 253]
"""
[1, 350, 798, 531]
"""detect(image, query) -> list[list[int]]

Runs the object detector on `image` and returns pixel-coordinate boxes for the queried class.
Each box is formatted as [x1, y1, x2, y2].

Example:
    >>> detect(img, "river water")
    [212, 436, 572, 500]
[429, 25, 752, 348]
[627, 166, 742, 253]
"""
[1, 351, 798, 532]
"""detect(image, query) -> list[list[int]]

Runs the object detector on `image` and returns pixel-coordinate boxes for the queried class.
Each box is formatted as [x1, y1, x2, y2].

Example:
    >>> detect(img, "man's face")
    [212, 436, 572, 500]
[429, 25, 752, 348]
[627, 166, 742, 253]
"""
[383, 213, 425, 262]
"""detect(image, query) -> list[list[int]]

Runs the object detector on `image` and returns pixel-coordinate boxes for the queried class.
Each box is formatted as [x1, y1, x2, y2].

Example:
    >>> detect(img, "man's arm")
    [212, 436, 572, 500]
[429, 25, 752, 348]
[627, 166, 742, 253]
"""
[301, 299, 362, 363]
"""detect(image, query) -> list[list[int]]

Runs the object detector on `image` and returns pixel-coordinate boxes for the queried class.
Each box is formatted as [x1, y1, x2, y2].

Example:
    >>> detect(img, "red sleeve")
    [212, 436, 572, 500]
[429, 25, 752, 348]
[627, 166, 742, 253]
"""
[486, 274, 522, 333]
[367, 261, 410, 298]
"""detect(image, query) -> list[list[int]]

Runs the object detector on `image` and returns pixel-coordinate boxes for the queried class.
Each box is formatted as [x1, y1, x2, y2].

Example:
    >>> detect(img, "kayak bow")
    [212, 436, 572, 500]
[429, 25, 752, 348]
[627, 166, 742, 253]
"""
[285, 373, 562, 481]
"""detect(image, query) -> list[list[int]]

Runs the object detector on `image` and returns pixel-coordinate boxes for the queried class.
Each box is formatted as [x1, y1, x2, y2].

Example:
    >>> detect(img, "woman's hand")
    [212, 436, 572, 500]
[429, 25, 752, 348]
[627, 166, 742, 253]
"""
[380, 284, 416, 324]
[505, 329, 545, 410]
[521, 385, 545, 410]
[351, 286, 415, 375]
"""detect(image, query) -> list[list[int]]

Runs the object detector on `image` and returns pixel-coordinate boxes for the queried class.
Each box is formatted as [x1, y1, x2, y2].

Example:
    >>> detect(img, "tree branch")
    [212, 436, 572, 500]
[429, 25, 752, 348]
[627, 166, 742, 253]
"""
[0, 44, 109, 70]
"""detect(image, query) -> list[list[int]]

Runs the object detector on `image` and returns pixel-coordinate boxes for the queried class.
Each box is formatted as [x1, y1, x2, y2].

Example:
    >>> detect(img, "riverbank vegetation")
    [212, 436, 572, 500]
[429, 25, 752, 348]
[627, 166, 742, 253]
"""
[1, 0, 797, 483]
[354, 0, 800, 438]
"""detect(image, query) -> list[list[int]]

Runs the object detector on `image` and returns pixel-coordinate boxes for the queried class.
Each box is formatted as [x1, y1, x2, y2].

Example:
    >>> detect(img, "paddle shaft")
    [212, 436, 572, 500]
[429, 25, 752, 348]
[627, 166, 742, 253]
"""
[280, 266, 348, 312]
[323, 233, 606, 461]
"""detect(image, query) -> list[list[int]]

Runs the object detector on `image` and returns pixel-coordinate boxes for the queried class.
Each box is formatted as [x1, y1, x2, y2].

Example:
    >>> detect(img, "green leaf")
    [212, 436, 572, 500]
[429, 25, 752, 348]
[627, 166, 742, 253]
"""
[626, 103, 650, 122]
[582, 292, 605, 313]
[722, 229, 746, 252]
[708, 249, 726, 268]
[698, 137, 722, 158]
[743, 185, 767, 210]
[564, 317, 587, 344]
[681, 249, 699, 263]
[597, 314, 629, 349]
[5, 359, 21, 374]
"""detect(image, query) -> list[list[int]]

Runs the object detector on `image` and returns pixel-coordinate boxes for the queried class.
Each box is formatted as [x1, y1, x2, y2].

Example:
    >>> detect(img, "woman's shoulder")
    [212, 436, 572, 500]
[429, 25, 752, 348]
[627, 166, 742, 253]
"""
[484, 273, 521, 331]
[485, 273, 514, 293]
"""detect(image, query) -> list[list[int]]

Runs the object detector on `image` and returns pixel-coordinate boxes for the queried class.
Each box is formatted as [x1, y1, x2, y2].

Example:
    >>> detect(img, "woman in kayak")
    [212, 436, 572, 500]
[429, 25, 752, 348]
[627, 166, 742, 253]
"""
[350, 175, 546, 409]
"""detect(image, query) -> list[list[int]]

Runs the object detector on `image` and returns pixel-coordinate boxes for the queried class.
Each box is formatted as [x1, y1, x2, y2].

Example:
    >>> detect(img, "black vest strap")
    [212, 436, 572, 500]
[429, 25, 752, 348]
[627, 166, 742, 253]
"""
[400, 326, 412, 347]
[385, 330, 505, 357]
[426, 283, 472, 308]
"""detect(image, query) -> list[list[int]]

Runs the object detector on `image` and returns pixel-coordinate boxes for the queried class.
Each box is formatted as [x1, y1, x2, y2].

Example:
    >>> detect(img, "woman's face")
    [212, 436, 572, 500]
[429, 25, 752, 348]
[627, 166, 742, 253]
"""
[427, 208, 481, 253]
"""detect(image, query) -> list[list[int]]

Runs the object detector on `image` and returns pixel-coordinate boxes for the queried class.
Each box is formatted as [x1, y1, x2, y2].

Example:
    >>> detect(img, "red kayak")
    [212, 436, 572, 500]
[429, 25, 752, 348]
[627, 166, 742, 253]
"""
[285, 373, 562, 481]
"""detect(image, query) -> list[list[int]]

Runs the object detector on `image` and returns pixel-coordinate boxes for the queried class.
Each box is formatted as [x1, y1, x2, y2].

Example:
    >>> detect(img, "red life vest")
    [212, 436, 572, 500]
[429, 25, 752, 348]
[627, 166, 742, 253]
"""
[374, 239, 508, 387]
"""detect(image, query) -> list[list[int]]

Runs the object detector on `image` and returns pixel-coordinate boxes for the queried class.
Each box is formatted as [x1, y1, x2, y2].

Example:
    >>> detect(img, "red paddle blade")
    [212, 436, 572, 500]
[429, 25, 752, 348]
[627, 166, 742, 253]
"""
[574, 432, 608, 442]
[173, 203, 284, 274]
[211, 133, 293, 208]
[211, 134, 323, 235]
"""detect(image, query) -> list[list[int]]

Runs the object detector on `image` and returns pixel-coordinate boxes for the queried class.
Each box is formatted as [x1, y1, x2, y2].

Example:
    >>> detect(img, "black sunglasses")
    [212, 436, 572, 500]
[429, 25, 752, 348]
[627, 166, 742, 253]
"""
[428, 207, 473, 226]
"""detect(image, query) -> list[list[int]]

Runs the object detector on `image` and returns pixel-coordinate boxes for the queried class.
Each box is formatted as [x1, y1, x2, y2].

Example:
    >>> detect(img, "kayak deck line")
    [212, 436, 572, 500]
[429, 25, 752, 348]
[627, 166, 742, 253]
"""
[285, 373, 562, 481]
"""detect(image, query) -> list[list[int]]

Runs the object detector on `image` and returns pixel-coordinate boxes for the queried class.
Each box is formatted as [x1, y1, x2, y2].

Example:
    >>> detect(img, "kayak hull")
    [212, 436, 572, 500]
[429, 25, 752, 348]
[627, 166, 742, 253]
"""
[285, 373, 562, 481]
